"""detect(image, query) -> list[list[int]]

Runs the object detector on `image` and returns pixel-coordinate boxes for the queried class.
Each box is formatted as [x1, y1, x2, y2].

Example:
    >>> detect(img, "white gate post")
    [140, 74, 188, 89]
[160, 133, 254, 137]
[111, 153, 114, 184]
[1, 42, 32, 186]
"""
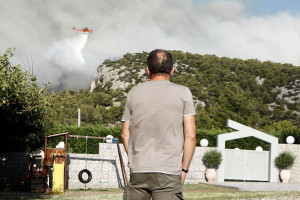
[217, 136, 225, 182]
[269, 142, 278, 182]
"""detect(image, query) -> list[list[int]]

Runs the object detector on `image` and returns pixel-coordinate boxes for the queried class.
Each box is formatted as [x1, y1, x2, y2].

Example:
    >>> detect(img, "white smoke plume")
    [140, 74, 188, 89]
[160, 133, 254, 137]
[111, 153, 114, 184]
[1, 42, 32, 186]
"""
[1, 0, 300, 90]
[37, 34, 88, 90]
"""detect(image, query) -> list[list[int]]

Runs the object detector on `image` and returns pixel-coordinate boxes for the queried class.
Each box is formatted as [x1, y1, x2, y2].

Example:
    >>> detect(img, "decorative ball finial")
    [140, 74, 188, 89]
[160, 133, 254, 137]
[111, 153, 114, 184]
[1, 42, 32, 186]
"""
[256, 146, 263, 151]
[286, 136, 295, 144]
[200, 139, 209, 147]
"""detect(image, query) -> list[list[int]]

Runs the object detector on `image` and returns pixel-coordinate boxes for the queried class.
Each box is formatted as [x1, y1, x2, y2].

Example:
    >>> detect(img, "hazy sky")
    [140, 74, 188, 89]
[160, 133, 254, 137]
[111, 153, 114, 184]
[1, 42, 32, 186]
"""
[1, 0, 300, 90]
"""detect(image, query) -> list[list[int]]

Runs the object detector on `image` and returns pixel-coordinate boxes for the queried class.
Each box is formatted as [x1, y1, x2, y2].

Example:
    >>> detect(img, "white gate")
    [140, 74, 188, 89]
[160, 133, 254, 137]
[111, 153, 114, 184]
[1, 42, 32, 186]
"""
[224, 149, 269, 181]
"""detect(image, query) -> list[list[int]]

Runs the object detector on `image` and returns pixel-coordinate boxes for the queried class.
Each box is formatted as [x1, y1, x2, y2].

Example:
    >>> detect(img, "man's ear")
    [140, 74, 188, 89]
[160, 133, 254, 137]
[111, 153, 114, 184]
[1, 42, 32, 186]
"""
[170, 66, 175, 75]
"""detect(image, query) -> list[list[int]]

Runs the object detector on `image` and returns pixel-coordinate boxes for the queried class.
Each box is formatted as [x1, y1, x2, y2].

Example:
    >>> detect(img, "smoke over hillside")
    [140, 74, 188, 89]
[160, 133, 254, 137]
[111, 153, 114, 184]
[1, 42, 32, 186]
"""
[1, 0, 300, 90]
[38, 34, 89, 90]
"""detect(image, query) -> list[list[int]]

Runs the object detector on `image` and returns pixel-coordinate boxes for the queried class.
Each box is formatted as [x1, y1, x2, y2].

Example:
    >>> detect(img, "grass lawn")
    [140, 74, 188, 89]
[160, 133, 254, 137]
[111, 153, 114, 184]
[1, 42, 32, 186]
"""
[1, 183, 300, 200]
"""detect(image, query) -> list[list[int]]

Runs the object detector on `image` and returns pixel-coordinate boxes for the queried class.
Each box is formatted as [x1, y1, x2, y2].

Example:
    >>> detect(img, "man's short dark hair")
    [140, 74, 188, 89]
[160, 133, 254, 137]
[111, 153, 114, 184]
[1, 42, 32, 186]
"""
[147, 49, 173, 77]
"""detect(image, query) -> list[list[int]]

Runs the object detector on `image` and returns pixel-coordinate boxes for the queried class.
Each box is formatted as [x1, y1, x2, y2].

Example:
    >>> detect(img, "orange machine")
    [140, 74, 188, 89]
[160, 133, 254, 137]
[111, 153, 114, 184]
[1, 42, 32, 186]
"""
[72, 26, 93, 33]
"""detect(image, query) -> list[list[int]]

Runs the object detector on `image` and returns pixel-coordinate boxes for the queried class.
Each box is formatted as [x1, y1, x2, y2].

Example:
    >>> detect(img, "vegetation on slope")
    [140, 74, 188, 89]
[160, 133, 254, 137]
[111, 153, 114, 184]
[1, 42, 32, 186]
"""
[91, 51, 300, 129]
[1, 49, 299, 152]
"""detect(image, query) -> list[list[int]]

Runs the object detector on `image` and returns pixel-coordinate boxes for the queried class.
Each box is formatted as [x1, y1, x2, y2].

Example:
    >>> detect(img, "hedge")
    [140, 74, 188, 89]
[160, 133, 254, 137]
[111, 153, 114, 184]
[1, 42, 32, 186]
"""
[44, 123, 300, 154]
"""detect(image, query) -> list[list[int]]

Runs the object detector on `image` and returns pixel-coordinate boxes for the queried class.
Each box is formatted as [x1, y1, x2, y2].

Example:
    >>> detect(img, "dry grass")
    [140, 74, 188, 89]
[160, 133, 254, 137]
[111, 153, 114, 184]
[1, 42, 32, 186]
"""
[1, 183, 300, 200]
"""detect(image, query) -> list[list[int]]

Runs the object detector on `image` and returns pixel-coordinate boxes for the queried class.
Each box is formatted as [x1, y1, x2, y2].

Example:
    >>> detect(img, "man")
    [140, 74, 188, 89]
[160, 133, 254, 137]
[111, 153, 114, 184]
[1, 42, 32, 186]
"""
[121, 49, 196, 200]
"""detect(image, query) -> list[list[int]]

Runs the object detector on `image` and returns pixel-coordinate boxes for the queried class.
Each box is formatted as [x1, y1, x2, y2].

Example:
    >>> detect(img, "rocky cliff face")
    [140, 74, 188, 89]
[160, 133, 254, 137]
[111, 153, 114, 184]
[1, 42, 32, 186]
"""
[91, 53, 148, 92]
[91, 64, 132, 91]
[270, 80, 300, 115]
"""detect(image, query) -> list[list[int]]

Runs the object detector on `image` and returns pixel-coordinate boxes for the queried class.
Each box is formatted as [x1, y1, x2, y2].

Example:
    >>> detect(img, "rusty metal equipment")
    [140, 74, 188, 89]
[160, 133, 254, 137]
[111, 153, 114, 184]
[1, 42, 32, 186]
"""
[9, 154, 46, 192]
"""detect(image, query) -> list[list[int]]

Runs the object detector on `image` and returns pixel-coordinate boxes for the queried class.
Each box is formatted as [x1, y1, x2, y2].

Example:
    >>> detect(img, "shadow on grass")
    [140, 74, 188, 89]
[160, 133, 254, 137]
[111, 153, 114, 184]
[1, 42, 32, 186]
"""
[0, 191, 52, 200]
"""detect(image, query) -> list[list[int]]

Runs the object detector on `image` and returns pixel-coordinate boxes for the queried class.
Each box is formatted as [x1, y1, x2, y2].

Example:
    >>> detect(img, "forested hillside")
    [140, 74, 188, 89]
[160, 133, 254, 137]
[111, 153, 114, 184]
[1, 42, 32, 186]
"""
[50, 51, 300, 131]
[3, 49, 299, 151]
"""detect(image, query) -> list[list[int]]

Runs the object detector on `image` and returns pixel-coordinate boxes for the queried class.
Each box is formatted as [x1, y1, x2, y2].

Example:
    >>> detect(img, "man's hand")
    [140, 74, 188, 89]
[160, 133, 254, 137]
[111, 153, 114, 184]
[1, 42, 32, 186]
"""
[181, 171, 187, 183]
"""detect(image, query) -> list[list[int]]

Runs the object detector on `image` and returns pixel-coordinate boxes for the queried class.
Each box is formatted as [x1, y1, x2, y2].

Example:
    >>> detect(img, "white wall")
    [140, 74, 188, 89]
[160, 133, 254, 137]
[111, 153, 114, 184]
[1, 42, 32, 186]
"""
[65, 143, 300, 189]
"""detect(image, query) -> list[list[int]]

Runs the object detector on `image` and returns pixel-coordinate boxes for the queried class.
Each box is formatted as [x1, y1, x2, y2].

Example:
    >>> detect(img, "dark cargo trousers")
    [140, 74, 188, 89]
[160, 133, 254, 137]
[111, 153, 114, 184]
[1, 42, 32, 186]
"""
[123, 173, 183, 200]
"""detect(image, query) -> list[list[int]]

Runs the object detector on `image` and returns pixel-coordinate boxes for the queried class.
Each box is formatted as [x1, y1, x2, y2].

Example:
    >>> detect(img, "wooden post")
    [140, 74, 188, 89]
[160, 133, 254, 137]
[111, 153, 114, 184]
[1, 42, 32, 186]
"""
[78, 108, 80, 127]
[116, 141, 128, 187]
[43, 137, 47, 175]
[64, 133, 68, 190]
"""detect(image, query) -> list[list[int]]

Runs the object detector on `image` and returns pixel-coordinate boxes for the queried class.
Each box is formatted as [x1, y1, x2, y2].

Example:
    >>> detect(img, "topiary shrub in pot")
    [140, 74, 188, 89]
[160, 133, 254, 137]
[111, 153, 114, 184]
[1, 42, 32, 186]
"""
[202, 149, 222, 182]
[275, 151, 296, 183]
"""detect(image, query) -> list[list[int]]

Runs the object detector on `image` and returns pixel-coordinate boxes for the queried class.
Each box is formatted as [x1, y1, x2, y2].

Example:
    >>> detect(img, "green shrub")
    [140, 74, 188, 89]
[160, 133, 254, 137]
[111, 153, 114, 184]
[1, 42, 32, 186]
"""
[275, 151, 296, 170]
[225, 136, 270, 150]
[202, 149, 222, 169]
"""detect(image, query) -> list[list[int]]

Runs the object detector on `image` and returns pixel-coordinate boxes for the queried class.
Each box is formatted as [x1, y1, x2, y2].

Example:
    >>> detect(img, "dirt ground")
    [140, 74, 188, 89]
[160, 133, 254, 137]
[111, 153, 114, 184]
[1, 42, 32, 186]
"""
[1, 184, 300, 200]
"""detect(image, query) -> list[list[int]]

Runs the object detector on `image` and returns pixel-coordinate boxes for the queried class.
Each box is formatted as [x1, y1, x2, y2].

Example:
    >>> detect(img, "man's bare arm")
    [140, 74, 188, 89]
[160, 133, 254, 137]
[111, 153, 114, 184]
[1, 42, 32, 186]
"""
[121, 121, 130, 154]
[181, 115, 196, 183]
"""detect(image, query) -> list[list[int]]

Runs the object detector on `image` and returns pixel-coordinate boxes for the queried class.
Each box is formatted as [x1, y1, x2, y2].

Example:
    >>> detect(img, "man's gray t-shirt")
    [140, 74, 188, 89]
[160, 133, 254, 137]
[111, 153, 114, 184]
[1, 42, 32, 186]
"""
[121, 80, 196, 175]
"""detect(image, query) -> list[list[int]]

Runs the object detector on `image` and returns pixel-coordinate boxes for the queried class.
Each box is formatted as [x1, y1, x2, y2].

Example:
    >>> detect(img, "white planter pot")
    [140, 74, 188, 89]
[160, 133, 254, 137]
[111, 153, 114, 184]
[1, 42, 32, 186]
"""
[205, 168, 216, 182]
[280, 169, 291, 183]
